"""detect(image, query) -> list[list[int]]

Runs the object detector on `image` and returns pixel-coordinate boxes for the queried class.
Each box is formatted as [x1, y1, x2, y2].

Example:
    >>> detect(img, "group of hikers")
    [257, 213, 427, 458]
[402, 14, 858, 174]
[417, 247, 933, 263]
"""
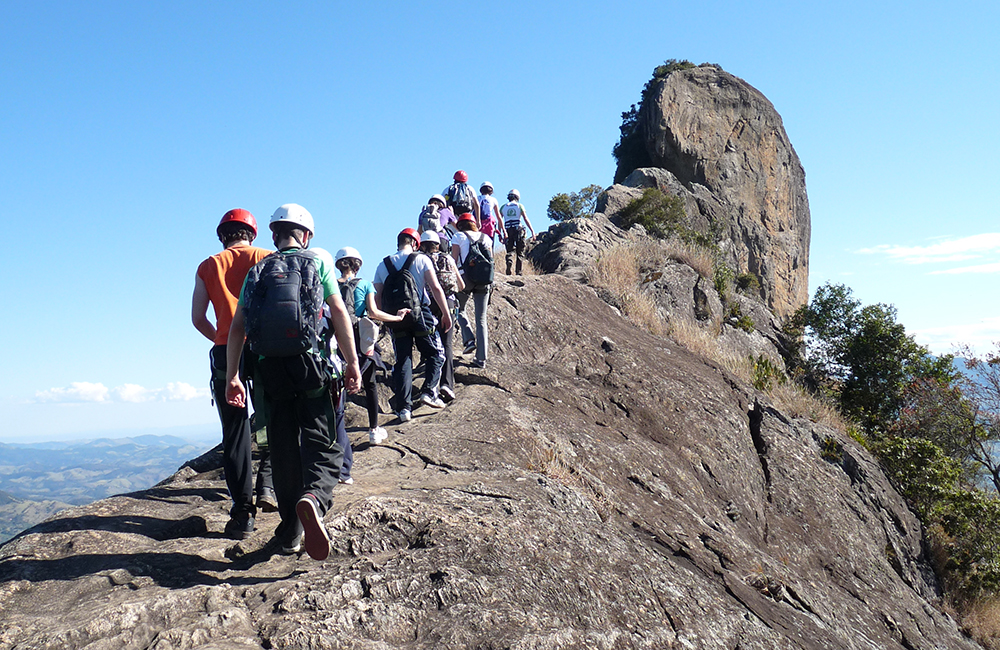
[190, 171, 536, 561]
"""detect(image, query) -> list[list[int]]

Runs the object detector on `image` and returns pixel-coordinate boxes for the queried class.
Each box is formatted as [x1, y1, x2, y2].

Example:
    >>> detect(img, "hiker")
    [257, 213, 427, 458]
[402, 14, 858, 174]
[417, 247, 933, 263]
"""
[444, 170, 481, 228]
[373, 228, 452, 422]
[226, 203, 361, 561]
[502, 189, 536, 276]
[477, 182, 505, 247]
[419, 231, 464, 402]
[334, 246, 409, 445]
[418, 194, 453, 251]
[191, 208, 272, 540]
[451, 213, 495, 369]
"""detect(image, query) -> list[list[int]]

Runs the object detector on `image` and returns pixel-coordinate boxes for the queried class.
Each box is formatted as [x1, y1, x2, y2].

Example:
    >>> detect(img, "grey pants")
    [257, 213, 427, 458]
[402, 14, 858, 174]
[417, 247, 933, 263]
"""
[456, 289, 490, 363]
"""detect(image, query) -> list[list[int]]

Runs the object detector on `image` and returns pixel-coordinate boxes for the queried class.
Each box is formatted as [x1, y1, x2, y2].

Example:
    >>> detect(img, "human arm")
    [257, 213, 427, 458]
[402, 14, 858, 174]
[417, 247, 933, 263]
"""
[451, 241, 462, 269]
[325, 292, 362, 394]
[521, 206, 536, 239]
[191, 275, 216, 342]
[365, 290, 408, 323]
[450, 255, 465, 293]
[225, 307, 248, 407]
[493, 203, 505, 242]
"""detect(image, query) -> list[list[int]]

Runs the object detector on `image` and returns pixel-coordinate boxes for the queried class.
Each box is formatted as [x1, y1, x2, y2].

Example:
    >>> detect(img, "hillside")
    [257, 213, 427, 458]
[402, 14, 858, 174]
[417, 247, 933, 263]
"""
[0, 274, 978, 649]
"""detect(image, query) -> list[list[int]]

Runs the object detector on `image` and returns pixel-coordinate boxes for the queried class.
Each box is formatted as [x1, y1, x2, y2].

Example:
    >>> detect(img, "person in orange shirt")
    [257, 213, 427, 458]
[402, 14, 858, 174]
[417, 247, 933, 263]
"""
[191, 209, 271, 540]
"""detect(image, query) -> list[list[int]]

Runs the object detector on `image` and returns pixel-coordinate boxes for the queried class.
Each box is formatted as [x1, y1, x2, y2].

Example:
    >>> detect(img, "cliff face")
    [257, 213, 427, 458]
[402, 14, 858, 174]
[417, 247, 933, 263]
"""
[610, 65, 811, 319]
[0, 275, 978, 649]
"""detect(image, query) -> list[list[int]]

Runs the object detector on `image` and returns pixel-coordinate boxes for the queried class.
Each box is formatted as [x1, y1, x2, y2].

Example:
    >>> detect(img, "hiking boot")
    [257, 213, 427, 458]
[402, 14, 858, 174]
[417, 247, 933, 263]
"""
[224, 514, 255, 540]
[473, 359, 486, 369]
[369, 426, 388, 444]
[295, 493, 331, 561]
[440, 386, 455, 403]
[278, 531, 303, 555]
[339, 476, 354, 485]
[420, 393, 446, 409]
[397, 409, 411, 423]
[463, 341, 477, 355]
[256, 487, 278, 513]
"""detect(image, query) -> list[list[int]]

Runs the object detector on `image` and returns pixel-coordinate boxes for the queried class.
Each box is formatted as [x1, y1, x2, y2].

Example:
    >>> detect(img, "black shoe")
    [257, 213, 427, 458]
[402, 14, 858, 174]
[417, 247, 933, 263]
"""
[225, 514, 255, 540]
[256, 487, 278, 513]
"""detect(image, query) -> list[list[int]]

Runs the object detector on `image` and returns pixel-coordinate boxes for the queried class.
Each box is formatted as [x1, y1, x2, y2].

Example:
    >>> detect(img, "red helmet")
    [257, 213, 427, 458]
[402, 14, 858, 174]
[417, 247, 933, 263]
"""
[457, 213, 476, 224]
[399, 227, 420, 243]
[217, 208, 257, 239]
[453, 170, 468, 183]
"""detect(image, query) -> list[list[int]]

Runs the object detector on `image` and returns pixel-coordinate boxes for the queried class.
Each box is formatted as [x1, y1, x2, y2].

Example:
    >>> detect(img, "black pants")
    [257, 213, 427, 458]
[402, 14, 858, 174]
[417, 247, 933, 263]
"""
[256, 353, 343, 542]
[210, 345, 255, 518]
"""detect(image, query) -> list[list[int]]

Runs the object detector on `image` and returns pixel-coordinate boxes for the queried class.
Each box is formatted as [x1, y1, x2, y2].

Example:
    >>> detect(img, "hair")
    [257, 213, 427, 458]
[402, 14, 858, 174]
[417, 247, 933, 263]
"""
[397, 232, 417, 248]
[218, 223, 255, 245]
[419, 241, 439, 254]
[456, 219, 479, 233]
[271, 223, 309, 245]
[336, 257, 361, 274]
[481, 185, 493, 195]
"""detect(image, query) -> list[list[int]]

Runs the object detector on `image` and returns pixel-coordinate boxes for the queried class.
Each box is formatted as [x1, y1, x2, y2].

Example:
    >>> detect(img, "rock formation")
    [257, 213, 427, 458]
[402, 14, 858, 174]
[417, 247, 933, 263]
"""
[607, 65, 811, 320]
[0, 275, 979, 649]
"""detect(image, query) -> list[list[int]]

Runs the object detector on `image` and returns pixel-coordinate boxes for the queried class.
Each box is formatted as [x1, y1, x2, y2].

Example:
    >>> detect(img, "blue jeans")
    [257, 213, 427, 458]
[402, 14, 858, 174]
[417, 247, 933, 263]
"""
[391, 324, 444, 412]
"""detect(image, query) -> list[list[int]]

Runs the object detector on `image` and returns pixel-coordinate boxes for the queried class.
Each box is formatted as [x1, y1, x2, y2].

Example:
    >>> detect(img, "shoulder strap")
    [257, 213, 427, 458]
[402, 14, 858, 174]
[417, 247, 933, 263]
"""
[383, 255, 398, 275]
[401, 252, 418, 273]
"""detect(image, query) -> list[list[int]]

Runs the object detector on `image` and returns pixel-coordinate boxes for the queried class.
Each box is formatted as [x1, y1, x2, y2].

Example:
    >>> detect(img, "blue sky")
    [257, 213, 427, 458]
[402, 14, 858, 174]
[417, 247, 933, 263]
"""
[1, 1, 998, 442]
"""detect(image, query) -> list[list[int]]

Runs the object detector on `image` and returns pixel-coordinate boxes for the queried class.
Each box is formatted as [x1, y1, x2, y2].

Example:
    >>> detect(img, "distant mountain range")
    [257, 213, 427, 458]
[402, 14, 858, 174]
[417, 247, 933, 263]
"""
[0, 435, 216, 543]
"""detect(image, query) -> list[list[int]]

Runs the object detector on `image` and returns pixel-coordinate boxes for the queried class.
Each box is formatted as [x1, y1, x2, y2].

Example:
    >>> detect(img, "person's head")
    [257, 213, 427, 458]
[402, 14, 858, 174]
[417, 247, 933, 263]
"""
[428, 194, 446, 209]
[335, 246, 363, 277]
[419, 230, 440, 254]
[480, 181, 493, 195]
[456, 213, 478, 232]
[453, 170, 468, 183]
[269, 203, 314, 249]
[397, 227, 420, 250]
[217, 208, 257, 246]
[507, 189, 521, 202]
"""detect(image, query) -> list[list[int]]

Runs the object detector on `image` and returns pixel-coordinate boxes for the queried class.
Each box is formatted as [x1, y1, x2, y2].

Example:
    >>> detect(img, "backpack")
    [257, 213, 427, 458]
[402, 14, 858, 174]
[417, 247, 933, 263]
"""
[448, 182, 475, 215]
[243, 250, 325, 357]
[461, 232, 494, 289]
[431, 251, 457, 295]
[479, 196, 495, 229]
[418, 204, 441, 233]
[381, 253, 424, 330]
[339, 277, 362, 325]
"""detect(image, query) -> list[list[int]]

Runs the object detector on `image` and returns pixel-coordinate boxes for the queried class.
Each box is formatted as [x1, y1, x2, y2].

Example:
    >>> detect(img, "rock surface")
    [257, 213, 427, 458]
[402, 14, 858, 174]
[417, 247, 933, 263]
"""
[609, 65, 811, 319]
[0, 275, 979, 649]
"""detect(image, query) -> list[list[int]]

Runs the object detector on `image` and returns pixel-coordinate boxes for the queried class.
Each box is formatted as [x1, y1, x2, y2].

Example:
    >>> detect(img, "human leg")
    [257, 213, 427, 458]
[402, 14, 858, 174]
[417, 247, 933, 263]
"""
[505, 226, 518, 275]
[415, 330, 444, 397]
[391, 332, 415, 414]
[473, 289, 490, 364]
[210, 346, 255, 531]
[332, 381, 352, 482]
[439, 319, 455, 399]
[513, 227, 526, 275]
[455, 290, 475, 347]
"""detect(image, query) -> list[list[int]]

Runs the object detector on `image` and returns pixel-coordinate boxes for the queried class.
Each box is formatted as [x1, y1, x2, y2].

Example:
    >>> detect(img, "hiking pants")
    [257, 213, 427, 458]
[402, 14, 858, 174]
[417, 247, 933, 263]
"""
[256, 353, 343, 542]
[438, 316, 455, 396]
[505, 225, 526, 275]
[391, 324, 444, 412]
[332, 380, 352, 481]
[457, 289, 490, 363]
[361, 354, 380, 429]
[210, 345, 255, 518]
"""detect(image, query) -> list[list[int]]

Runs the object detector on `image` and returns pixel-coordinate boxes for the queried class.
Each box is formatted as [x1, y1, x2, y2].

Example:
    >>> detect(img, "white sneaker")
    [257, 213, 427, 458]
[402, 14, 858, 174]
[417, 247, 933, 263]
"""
[338, 476, 354, 485]
[420, 393, 446, 409]
[397, 409, 412, 423]
[368, 426, 388, 444]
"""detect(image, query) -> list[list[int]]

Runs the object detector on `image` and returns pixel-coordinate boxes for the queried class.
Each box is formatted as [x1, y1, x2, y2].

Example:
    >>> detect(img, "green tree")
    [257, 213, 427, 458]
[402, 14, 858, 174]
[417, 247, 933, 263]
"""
[616, 187, 687, 239]
[547, 184, 604, 221]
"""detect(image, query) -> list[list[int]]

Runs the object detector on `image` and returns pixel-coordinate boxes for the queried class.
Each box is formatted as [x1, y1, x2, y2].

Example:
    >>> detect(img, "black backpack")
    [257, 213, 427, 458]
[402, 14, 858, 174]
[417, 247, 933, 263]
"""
[243, 250, 325, 357]
[339, 277, 362, 326]
[381, 254, 424, 330]
[461, 233, 494, 289]
[448, 182, 475, 215]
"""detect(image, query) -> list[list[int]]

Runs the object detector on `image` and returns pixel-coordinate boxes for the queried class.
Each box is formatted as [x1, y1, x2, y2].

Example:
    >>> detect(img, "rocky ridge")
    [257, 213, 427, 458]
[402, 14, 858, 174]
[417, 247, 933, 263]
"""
[0, 274, 979, 649]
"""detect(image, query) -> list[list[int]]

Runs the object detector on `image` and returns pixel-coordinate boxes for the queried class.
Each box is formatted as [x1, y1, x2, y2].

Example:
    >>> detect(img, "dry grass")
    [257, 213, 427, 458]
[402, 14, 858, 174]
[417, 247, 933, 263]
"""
[961, 599, 1000, 649]
[769, 382, 847, 430]
[587, 244, 666, 335]
[664, 239, 715, 278]
[668, 317, 750, 380]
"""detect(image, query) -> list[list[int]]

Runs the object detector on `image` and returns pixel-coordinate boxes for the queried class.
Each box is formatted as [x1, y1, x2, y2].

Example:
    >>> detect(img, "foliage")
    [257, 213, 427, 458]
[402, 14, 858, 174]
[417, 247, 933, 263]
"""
[820, 436, 843, 463]
[735, 272, 761, 296]
[938, 490, 1000, 599]
[727, 304, 754, 333]
[874, 436, 962, 520]
[788, 282, 954, 434]
[617, 188, 688, 239]
[713, 263, 734, 302]
[612, 59, 698, 183]
[751, 355, 786, 392]
[547, 184, 604, 222]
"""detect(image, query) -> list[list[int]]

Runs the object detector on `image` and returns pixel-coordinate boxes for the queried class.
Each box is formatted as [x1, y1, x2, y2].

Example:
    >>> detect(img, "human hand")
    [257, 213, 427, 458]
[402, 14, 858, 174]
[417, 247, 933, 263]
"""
[226, 378, 246, 408]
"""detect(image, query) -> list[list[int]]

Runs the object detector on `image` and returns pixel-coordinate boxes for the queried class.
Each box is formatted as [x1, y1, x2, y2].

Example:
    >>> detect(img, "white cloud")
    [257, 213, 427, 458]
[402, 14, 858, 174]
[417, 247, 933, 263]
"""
[911, 317, 1000, 356]
[929, 261, 1000, 276]
[857, 233, 1000, 267]
[35, 382, 110, 403]
[34, 382, 209, 404]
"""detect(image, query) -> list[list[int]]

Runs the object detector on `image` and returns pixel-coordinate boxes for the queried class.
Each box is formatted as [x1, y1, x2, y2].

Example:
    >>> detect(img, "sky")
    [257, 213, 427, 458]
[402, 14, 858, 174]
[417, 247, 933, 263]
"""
[1, 0, 998, 443]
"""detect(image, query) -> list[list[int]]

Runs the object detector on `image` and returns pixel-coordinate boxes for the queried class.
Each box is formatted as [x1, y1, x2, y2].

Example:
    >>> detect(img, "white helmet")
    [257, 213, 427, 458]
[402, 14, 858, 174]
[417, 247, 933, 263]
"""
[508, 189, 520, 201]
[420, 231, 440, 245]
[310, 247, 335, 269]
[269, 203, 315, 235]
[429, 194, 447, 207]
[480, 181, 493, 192]
[335, 246, 363, 267]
